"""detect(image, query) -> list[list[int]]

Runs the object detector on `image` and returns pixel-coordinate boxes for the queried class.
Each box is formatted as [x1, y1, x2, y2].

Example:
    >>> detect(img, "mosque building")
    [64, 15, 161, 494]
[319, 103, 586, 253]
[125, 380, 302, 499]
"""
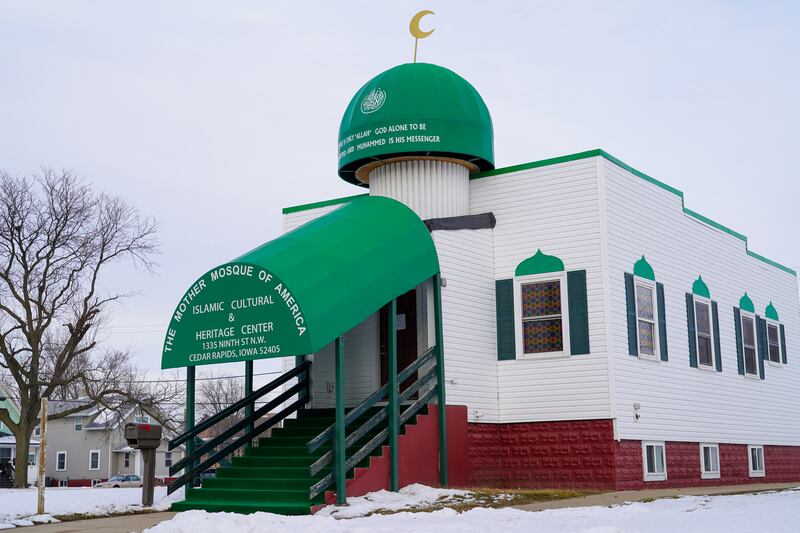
[161, 14, 800, 514]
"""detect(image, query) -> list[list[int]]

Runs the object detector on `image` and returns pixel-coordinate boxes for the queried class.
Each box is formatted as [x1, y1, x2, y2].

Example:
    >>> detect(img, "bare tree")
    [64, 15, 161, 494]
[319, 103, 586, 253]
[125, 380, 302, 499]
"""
[0, 168, 165, 487]
[197, 373, 244, 437]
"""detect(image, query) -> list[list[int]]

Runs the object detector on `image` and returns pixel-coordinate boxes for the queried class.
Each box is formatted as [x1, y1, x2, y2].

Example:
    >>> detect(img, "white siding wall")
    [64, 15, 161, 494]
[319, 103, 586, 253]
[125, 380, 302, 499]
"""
[603, 159, 800, 445]
[470, 158, 612, 423]
[434, 229, 500, 422]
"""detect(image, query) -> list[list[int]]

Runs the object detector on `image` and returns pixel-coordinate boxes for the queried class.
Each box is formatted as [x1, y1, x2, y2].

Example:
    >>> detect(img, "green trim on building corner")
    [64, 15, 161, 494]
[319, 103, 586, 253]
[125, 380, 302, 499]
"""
[471, 149, 796, 277]
[281, 194, 369, 215]
[633, 256, 655, 281]
[692, 275, 711, 299]
[739, 293, 755, 313]
[765, 301, 779, 321]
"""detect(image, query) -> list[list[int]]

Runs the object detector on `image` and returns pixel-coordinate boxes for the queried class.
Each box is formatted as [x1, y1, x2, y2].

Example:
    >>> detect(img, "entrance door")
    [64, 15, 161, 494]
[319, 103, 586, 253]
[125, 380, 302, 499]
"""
[380, 289, 418, 392]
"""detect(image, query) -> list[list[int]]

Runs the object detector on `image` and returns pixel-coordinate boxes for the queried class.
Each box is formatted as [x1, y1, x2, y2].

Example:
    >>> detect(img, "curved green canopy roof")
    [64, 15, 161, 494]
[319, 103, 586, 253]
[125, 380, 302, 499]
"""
[162, 196, 439, 369]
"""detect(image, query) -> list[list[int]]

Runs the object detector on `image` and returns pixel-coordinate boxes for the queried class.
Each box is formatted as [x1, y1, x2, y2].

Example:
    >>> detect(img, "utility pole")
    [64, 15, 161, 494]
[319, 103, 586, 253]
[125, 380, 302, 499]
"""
[37, 398, 47, 515]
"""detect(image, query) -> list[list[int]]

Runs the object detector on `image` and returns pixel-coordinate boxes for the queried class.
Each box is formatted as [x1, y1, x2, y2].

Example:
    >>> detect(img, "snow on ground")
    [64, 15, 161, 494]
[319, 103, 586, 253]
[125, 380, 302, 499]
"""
[315, 484, 477, 518]
[0, 486, 184, 529]
[145, 487, 800, 533]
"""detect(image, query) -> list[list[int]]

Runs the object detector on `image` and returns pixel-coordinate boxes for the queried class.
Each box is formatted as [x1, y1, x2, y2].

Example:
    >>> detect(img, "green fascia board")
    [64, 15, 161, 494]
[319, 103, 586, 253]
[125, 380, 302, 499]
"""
[692, 276, 711, 299]
[0, 383, 20, 428]
[765, 301, 779, 321]
[515, 249, 565, 276]
[740, 293, 755, 313]
[163, 196, 439, 368]
[471, 149, 796, 277]
[282, 194, 369, 215]
[633, 256, 656, 281]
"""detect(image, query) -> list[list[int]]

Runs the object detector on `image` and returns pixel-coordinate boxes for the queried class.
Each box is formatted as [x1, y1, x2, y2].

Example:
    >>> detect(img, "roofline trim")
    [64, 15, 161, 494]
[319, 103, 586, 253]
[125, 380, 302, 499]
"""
[282, 194, 369, 215]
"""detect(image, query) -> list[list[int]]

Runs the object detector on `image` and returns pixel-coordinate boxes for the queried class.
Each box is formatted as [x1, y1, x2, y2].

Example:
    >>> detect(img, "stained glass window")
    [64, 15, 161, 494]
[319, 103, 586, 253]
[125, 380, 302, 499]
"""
[521, 280, 563, 354]
[742, 315, 757, 375]
[636, 281, 657, 357]
[695, 300, 713, 367]
[768, 323, 781, 363]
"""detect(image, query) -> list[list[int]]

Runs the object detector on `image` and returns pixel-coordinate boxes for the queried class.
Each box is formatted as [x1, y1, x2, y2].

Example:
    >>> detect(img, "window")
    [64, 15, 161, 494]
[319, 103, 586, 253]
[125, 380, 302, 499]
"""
[124, 452, 130, 468]
[134, 415, 150, 424]
[700, 444, 720, 479]
[767, 323, 782, 364]
[89, 450, 100, 471]
[636, 280, 658, 358]
[694, 299, 714, 367]
[28, 453, 35, 466]
[642, 442, 667, 481]
[56, 451, 67, 471]
[33, 426, 41, 437]
[517, 274, 569, 356]
[748, 445, 765, 477]
[74, 416, 83, 431]
[165, 451, 173, 468]
[741, 313, 758, 376]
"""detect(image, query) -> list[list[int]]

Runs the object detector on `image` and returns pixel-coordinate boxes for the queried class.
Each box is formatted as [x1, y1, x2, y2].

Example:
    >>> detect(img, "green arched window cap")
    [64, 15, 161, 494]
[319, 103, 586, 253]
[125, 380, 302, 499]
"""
[633, 256, 655, 281]
[739, 293, 755, 313]
[765, 302, 779, 321]
[692, 276, 710, 299]
[515, 249, 565, 276]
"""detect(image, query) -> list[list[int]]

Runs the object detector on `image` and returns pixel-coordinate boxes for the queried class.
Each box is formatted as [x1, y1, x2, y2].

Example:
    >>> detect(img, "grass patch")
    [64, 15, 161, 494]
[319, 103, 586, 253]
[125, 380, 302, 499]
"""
[369, 488, 591, 516]
[52, 508, 167, 522]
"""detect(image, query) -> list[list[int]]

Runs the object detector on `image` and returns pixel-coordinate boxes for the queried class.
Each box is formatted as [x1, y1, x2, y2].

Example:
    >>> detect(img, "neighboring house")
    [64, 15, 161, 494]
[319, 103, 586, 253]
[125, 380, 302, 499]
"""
[43, 400, 183, 487]
[0, 383, 40, 486]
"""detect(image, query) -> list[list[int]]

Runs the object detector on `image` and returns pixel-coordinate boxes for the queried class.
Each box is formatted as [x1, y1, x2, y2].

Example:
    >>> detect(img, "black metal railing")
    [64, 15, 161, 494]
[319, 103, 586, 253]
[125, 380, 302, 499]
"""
[307, 347, 438, 499]
[167, 360, 311, 495]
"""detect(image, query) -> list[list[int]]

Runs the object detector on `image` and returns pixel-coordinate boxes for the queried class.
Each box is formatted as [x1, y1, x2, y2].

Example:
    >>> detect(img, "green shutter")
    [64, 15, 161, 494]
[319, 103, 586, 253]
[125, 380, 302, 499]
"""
[734, 307, 745, 375]
[780, 324, 788, 364]
[711, 301, 722, 372]
[625, 273, 638, 356]
[567, 270, 590, 355]
[496, 279, 516, 360]
[756, 316, 766, 380]
[686, 293, 698, 368]
[656, 282, 668, 361]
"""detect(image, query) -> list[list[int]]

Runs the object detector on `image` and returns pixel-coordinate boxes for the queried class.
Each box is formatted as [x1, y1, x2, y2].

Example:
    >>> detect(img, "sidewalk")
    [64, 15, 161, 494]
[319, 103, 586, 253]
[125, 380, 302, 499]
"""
[25, 512, 176, 533]
[514, 482, 800, 512]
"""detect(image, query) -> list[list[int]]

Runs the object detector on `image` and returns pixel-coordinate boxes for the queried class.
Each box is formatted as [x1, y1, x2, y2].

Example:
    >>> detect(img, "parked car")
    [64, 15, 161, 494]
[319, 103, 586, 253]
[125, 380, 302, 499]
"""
[94, 474, 143, 488]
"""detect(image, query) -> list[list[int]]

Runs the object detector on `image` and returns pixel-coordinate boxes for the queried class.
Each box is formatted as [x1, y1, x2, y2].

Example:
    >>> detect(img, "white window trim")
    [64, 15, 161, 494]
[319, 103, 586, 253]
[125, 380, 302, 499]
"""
[642, 441, 667, 482]
[56, 451, 67, 471]
[634, 277, 660, 361]
[766, 320, 783, 366]
[89, 449, 101, 471]
[74, 416, 83, 431]
[693, 296, 716, 370]
[700, 443, 720, 479]
[124, 452, 131, 468]
[740, 311, 759, 378]
[748, 445, 765, 477]
[165, 451, 173, 467]
[513, 271, 570, 359]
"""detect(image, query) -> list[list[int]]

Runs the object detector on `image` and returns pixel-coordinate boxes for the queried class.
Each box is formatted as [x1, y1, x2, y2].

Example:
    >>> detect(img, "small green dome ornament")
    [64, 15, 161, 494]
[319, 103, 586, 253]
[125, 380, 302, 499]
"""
[338, 62, 494, 186]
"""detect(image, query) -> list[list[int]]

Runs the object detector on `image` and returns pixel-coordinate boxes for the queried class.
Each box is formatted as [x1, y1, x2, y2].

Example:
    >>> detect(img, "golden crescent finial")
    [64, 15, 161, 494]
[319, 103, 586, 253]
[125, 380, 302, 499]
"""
[410, 10, 435, 63]
[410, 10, 435, 39]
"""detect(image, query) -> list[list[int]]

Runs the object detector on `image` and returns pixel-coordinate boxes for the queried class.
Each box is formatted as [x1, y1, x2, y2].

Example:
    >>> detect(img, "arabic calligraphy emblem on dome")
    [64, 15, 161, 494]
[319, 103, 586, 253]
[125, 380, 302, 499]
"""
[360, 87, 386, 114]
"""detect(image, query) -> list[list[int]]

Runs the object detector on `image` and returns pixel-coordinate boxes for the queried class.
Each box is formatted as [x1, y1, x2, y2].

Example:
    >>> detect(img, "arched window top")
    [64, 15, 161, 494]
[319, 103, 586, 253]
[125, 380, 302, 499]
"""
[739, 292, 755, 313]
[765, 301, 779, 321]
[515, 249, 565, 277]
[692, 275, 710, 299]
[633, 255, 655, 281]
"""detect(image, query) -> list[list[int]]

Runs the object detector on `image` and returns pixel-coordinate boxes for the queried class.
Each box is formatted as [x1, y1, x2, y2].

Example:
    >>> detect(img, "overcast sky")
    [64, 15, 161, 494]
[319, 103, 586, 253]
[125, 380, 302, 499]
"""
[1, 1, 798, 378]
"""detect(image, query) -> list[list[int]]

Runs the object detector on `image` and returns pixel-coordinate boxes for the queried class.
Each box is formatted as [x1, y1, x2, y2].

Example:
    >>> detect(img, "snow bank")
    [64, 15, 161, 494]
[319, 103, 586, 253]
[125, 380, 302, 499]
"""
[316, 483, 474, 518]
[0, 486, 183, 529]
[144, 488, 800, 533]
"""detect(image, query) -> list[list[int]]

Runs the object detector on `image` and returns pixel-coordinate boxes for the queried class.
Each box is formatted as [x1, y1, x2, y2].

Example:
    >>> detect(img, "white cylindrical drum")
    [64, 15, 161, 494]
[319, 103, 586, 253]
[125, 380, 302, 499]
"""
[368, 159, 470, 220]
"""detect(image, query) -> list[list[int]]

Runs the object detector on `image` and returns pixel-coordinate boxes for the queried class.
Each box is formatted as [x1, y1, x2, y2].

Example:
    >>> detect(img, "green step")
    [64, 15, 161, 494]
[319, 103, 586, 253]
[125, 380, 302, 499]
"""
[203, 477, 316, 490]
[225, 462, 321, 478]
[188, 487, 311, 503]
[172, 499, 312, 515]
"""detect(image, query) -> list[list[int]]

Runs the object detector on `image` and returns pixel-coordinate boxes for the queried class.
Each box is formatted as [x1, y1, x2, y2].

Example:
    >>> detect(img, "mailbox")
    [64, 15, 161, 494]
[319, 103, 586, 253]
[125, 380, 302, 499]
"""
[124, 422, 162, 507]
[124, 423, 162, 449]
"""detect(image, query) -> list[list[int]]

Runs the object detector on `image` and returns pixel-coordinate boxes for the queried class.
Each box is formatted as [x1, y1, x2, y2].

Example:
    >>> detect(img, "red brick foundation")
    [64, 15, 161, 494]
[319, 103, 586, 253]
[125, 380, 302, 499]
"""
[468, 420, 800, 490]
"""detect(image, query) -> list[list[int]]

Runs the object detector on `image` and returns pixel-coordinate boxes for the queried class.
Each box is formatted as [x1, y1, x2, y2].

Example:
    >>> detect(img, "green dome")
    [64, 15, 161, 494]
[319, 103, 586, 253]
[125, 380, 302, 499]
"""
[338, 63, 494, 186]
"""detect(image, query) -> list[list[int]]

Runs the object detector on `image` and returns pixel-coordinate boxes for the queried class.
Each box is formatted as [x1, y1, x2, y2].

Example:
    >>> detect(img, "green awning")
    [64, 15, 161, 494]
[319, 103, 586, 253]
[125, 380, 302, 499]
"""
[161, 196, 439, 369]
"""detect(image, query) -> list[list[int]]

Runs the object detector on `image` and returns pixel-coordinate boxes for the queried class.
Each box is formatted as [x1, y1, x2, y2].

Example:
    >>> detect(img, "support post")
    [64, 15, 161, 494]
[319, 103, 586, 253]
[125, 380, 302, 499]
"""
[185, 366, 196, 493]
[37, 398, 47, 514]
[388, 299, 399, 491]
[295, 355, 307, 405]
[244, 360, 254, 446]
[334, 336, 347, 505]
[432, 274, 448, 486]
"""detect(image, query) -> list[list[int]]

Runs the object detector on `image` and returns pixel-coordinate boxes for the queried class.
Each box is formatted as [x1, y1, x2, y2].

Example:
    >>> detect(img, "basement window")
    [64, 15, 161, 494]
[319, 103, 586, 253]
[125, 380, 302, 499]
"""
[700, 443, 720, 479]
[642, 442, 667, 481]
[748, 445, 765, 477]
